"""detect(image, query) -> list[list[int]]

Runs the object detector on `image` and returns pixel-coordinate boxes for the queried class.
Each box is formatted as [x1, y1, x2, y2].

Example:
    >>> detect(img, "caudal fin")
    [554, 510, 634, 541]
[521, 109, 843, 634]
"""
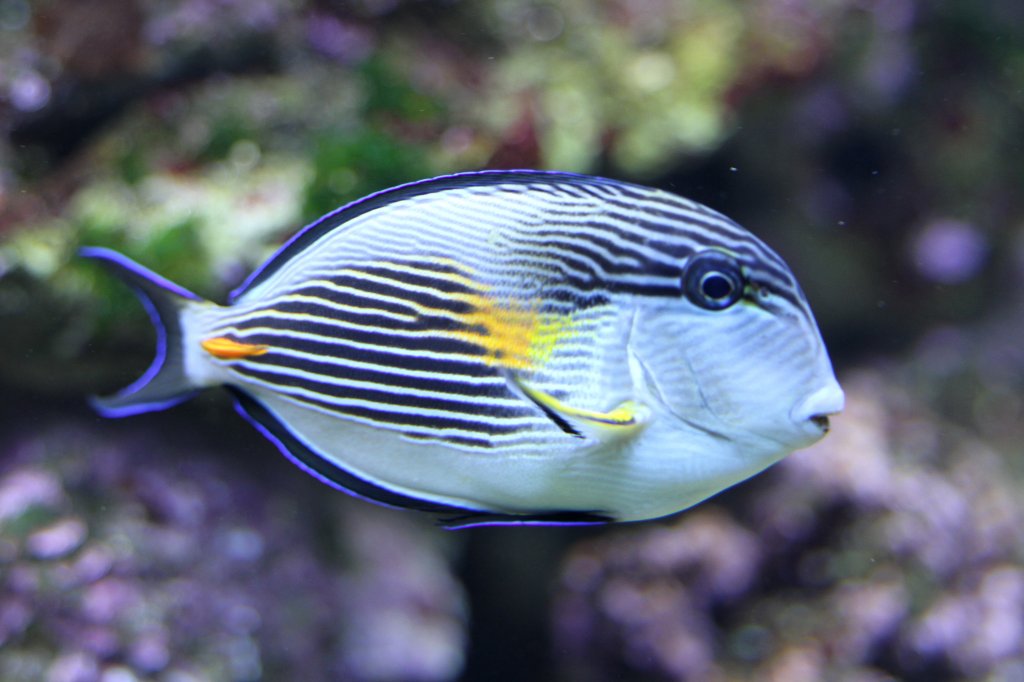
[81, 247, 203, 417]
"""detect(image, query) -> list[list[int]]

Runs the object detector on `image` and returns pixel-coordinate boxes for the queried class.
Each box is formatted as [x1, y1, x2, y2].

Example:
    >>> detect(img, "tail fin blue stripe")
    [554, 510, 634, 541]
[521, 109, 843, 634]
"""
[80, 247, 200, 417]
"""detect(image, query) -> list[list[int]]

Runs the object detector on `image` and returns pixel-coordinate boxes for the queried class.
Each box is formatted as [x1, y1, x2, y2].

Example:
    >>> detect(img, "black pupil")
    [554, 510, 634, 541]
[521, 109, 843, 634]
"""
[701, 273, 733, 300]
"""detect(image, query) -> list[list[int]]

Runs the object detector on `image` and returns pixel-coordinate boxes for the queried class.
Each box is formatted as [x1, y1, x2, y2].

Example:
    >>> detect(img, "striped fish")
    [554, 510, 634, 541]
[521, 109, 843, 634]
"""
[83, 170, 843, 527]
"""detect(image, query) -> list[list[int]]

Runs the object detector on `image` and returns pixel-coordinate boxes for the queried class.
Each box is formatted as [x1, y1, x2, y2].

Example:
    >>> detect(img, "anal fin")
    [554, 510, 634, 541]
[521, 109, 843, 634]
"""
[438, 510, 614, 529]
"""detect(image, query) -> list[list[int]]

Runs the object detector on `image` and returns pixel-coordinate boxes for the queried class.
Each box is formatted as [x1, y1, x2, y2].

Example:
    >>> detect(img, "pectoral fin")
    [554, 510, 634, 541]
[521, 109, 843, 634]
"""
[507, 373, 649, 441]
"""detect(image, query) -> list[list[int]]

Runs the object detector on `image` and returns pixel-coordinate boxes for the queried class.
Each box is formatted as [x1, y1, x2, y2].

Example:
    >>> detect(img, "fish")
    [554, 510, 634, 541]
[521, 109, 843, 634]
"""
[82, 170, 844, 528]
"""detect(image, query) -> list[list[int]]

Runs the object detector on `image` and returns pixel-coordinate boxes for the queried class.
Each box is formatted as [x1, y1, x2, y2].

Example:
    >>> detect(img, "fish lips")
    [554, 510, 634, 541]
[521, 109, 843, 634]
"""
[790, 380, 845, 438]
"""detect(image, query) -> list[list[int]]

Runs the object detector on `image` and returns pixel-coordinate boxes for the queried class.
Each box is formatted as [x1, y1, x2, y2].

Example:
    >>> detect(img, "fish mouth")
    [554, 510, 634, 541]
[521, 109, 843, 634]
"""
[809, 413, 831, 433]
[791, 382, 844, 436]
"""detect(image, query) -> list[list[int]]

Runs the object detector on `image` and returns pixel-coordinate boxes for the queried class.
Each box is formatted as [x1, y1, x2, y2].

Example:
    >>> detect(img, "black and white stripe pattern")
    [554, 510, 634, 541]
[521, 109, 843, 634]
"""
[213, 171, 811, 451]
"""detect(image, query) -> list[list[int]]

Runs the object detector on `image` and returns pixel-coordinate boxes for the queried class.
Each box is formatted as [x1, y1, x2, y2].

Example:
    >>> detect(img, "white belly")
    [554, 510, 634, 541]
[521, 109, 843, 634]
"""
[257, 391, 785, 522]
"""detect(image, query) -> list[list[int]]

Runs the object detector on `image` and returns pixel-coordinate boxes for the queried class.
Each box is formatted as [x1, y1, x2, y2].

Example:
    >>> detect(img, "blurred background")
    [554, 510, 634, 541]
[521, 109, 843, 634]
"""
[2, 0, 1024, 680]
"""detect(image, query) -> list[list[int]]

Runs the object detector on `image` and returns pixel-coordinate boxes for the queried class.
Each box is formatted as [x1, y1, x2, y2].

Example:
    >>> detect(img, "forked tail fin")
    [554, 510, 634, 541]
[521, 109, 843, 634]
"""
[80, 247, 204, 417]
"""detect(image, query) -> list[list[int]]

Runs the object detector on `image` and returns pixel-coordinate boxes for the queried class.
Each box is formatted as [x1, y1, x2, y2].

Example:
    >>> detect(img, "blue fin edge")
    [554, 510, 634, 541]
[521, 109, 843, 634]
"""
[229, 388, 614, 529]
[80, 247, 201, 417]
[437, 511, 614, 530]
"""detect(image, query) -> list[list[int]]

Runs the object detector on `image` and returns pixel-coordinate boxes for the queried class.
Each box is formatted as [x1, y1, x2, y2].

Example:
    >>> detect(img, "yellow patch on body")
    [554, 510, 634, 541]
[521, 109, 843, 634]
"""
[339, 257, 578, 372]
[451, 294, 577, 371]
[201, 336, 269, 360]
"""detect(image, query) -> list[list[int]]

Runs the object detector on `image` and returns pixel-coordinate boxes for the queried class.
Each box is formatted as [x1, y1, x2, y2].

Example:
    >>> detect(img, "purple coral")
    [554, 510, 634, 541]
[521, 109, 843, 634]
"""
[552, 371, 1024, 680]
[0, 419, 466, 682]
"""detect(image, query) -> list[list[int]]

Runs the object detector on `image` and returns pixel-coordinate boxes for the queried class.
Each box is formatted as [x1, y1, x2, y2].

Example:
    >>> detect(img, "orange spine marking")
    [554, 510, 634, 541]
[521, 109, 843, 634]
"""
[201, 336, 269, 360]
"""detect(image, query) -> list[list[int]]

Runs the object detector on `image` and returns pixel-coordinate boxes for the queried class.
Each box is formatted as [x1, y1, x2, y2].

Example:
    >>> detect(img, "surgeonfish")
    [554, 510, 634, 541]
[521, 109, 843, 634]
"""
[83, 170, 844, 528]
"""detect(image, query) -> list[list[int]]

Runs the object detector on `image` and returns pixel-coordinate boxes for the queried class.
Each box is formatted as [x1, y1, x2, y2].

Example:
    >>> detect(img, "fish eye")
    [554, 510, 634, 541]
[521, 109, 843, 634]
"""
[683, 251, 744, 310]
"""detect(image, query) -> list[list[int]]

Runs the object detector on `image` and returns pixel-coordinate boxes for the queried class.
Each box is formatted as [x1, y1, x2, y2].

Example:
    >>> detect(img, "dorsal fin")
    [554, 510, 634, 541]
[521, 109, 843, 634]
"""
[229, 170, 627, 302]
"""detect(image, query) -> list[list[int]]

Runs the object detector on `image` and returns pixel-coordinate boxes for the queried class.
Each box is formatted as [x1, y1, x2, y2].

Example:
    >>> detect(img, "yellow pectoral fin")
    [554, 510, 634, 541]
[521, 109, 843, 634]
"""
[201, 336, 268, 360]
[508, 373, 649, 441]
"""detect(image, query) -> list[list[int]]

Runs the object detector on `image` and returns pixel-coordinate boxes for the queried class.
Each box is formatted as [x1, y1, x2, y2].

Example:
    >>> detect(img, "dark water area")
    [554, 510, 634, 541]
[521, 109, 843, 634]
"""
[4, 1, 1024, 680]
